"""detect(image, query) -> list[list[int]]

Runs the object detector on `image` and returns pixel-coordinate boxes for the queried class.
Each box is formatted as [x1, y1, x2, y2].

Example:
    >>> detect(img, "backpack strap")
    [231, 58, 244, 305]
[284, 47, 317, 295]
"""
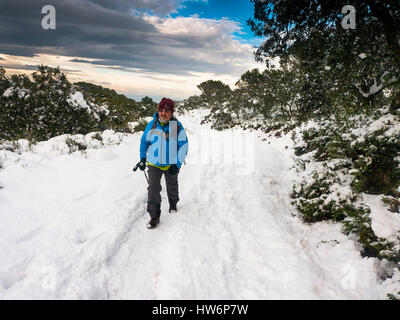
[151, 116, 180, 140]
[149, 116, 158, 141]
[152, 118, 157, 130]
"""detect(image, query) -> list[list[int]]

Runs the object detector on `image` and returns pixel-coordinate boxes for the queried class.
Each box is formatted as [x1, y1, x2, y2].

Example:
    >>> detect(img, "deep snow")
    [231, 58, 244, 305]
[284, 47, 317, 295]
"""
[0, 110, 399, 299]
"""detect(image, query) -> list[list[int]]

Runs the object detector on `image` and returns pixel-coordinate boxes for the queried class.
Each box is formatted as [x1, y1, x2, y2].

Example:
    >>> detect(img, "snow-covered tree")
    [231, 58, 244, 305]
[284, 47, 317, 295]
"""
[248, 0, 400, 116]
[0, 65, 148, 141]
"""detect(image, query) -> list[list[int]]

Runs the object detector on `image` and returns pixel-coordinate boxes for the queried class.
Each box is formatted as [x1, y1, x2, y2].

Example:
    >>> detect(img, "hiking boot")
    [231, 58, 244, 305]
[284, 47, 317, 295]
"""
[147, 217, 160, 229]
[169, 203, 177, 213]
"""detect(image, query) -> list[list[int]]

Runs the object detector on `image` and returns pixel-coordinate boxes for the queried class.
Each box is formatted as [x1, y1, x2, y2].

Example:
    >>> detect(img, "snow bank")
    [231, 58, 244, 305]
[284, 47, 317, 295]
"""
[0, 130, 128, 169]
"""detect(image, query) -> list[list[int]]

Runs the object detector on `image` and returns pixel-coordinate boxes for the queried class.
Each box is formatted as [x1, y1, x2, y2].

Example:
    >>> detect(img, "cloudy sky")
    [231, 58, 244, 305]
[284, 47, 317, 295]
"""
[0, 0, 265, 101]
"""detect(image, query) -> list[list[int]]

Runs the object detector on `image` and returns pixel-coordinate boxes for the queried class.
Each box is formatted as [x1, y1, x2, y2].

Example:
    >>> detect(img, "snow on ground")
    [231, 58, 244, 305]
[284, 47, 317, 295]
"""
[364, 194, 400, 245]
[0, 110, 399, 299]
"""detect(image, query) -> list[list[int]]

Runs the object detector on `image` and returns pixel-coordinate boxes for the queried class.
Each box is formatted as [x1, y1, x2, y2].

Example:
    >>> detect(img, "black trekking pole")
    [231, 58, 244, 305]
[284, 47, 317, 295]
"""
[133, 163, 149, 184]
[143, 170, 149, 184]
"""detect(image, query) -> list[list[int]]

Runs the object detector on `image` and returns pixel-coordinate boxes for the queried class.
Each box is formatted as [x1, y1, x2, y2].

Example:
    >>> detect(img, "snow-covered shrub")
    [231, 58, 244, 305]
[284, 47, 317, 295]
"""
[349, 118, 400, 196]
[0, 65, 99, 141]
[65, 137, 87, 153]
[179, 95, 203, 112]
[74, 81, 151, 133]
[381, 196, 400, 213]
[183, 65, 303, 134]
[131, 119, 148, 133]
[291, 109, 400, 263]
[291, 167, 360, 222]
[388, 291, 400, 300]
[342, 210, 399, 262]
[0, 65, 160, 142]
[201, 106, 238, 130]
[92, 132, 103, 142]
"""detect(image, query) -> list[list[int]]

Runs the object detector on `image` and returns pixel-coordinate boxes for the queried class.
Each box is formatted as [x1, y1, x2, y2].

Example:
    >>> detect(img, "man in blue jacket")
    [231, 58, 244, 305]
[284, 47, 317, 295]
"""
[135, 97, 189, 229]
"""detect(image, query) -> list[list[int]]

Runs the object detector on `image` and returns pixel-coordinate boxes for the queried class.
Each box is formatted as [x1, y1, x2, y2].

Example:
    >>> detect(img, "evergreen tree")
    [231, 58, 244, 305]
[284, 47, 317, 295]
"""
[248, 0, 400, 116]
[0, 65, 148, 141]
[138, 96, 157, 117]
[196, 80, 234, 129]
[0, 66, 10, 95]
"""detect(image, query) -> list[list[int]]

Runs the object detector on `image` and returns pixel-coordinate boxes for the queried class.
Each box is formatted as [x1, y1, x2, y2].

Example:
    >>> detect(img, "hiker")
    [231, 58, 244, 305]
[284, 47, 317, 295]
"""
[135, 97, 189, 229]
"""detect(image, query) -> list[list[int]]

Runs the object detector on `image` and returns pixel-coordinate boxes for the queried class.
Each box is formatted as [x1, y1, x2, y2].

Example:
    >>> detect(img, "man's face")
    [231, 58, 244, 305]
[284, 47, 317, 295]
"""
[159, 107, 172, 122]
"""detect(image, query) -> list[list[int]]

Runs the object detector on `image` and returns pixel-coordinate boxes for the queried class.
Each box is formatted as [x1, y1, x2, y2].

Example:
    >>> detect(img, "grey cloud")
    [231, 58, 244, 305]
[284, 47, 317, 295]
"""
[0, 0, 249, 77]
[69, 59, 93, 63]
[1, 64, 38, 71]
[1, 64, 84, 75]
[89, 0, 181, 15]
[58, 67, 87, 75]
[94, 81, 112, 85]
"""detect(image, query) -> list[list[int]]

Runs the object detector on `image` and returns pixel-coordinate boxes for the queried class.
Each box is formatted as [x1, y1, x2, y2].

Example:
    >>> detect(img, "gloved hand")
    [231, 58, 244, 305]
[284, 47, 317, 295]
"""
[134, 158, 147, 171]
[168, 165, 180, 175]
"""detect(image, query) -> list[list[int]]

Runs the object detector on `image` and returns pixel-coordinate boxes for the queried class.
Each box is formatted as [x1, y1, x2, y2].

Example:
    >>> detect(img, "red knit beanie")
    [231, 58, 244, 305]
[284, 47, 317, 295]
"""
[158, 97, 174, 113]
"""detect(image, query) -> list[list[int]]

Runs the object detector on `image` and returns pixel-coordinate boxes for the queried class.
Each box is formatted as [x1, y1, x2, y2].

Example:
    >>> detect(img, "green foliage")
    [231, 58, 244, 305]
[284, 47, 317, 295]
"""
[248, 1, 400, 65]
[92, 132, 103, 142]
[291, 113, 400, 264]
[197, 80, 232, 105]
[180, 95, 202, 112]
[132, 119, 149, 133]
[185, 65, 303, 132]
[65, 137, 87, 153]
[351, 131, 400, 195]
[295, 113, 400, 196]
[138, 96, 158, 118]
[387, 291, 400, 300]
[0, 65, 157, 142]
[194, 80, 236, 130]
[290, 169, 355, 223]
[381, 196, 400, 213]
[343, 212, 399, 262]
[74, 82, 158, 131]
[74, 81, 137, 132]
[0, 66, 10, 95]
[0, 65, 98, 141]
[248, 0, 400, 119]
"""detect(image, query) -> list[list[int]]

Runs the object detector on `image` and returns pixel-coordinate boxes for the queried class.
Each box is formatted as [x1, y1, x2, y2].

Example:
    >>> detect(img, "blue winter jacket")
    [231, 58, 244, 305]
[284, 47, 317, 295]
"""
[140, 112, 189, 168]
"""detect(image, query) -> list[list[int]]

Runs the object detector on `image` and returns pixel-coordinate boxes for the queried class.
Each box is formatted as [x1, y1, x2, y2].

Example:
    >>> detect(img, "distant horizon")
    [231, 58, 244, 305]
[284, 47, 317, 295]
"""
[1, 62, 255, 103]
[0, 64, 194, 102]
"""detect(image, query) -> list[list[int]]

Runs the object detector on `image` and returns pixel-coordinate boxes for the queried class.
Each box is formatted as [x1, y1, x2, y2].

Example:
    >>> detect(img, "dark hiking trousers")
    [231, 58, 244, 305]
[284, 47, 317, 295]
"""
[147, 165, 179, 219]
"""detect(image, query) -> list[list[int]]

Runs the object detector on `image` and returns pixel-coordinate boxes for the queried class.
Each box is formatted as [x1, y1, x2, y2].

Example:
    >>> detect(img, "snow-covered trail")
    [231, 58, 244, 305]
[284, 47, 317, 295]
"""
[0, 111, 397, 299]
